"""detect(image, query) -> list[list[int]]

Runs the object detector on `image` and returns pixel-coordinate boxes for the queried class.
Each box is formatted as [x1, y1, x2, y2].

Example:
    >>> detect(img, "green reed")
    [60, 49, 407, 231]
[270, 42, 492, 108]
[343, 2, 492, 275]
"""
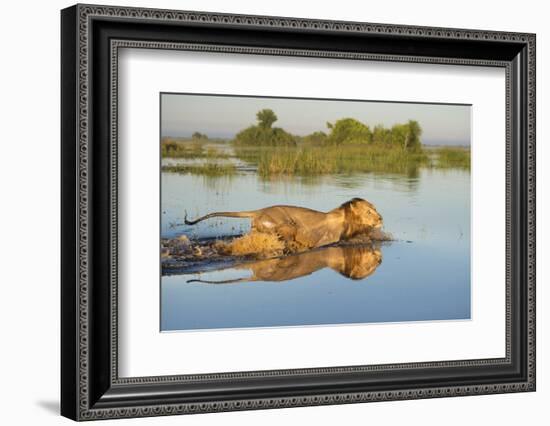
[161, 162, 237, 177]
[432, 147, 471, 170]
[235, 145, 430, 177]
[161, 138, 229, 159]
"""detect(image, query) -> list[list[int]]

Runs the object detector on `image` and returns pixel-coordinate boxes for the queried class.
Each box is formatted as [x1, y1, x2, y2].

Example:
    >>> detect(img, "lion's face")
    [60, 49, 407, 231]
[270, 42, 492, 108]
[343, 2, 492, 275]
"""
[348, 198, 383, 230]
[341, 246, 382, 280]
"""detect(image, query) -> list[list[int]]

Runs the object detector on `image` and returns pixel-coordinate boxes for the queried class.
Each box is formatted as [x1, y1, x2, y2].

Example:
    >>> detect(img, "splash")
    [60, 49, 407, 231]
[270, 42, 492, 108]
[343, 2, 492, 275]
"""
[161, 227, 394, 276]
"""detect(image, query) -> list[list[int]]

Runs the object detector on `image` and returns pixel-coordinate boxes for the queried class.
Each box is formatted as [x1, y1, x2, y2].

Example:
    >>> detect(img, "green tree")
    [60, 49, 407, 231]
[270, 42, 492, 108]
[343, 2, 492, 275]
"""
[326, 118, 371, 145]
[233, 109, 295, 146]
[372, 124, 392, 145]
[389, 121, 422, 150]
[192, 132, 208, 140]
[302, 131, 328, 145]
[406, 120, 422, 151]
[390, 124, 407, 148]
[256, 109, 278, 129]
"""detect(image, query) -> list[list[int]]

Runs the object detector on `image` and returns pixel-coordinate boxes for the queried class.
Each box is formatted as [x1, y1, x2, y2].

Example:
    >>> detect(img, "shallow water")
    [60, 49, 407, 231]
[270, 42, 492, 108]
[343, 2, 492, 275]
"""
[161, 163, 470, 331]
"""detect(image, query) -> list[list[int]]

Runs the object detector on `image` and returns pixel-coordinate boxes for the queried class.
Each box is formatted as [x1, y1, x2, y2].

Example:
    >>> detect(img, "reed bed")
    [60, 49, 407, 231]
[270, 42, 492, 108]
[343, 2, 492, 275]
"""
[235, 145, 430, 177]
[161, 142, 470, 178]
[161, 138, 230, 159]
[433, 147, 471, 169]
[161, 162, 237, 177]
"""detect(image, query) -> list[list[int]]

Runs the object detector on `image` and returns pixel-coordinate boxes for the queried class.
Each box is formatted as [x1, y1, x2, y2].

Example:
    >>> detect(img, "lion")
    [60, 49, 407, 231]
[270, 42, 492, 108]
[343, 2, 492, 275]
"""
[184, 197, 383, 250]
[187, 245, 382, 284]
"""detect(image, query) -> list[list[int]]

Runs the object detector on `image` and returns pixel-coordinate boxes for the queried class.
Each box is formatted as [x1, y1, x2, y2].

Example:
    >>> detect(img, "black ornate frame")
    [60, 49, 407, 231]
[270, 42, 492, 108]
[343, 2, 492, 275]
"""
[61, 3, 536, 421]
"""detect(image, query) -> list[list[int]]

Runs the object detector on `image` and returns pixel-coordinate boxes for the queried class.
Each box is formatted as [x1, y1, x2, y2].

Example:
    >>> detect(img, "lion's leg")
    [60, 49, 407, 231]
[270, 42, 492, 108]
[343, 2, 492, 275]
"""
[251, 215, 276, 234]
[250, 216, 304, 253]
[275, 223, 311, 253]
[275, 223, 297, 241]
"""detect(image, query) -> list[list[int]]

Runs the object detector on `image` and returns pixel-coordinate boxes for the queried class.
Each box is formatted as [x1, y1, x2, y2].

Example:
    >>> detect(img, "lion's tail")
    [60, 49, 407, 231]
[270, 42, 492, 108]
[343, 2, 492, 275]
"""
[184, 210, 256, 225]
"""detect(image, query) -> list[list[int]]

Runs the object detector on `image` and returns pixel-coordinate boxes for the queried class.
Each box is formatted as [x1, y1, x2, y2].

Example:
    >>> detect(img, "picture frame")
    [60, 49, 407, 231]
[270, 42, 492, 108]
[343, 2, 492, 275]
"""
[61, 3, 536, 421]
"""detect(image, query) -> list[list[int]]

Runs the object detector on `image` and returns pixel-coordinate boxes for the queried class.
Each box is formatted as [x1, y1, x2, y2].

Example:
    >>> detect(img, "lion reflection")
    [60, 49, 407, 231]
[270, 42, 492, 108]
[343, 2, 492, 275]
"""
[187, 245, 382, 284]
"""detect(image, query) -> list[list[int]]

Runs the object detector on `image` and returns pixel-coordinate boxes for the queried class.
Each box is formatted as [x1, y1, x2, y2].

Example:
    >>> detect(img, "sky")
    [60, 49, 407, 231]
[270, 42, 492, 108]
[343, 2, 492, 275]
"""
[161, 93, 471, 146]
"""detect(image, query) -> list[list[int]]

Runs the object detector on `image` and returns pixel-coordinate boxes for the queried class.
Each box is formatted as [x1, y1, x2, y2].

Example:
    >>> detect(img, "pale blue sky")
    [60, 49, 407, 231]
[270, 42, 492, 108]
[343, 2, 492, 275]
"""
[161, 93, 471, 146]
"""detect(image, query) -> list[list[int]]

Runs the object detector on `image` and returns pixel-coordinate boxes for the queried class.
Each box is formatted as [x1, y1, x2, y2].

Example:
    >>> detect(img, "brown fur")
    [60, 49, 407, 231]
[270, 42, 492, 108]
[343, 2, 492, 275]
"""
[215, 231, 285, 258]
[341, 198, 379, 239]
[185, 198, 383, 251]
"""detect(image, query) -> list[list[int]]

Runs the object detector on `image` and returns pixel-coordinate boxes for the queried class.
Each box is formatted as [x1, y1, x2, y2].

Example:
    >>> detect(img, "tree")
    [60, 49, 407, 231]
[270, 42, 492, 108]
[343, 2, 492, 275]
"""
[389, 121, 422, 150]
[256, 109, 278, 129]
[192, 132, 207, 140]
[406, 120, 422, 151]
[326, 118, 371, 145]
[234, 125, 295, 146]
[302, 131, 328, 145]
[390, 124, 408, 148]
[233, 109, 295, 146]
[372, 124, 392, 145]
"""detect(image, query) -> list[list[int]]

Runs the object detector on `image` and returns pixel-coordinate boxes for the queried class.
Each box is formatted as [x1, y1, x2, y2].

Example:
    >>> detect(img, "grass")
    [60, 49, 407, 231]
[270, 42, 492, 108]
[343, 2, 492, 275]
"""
[432, 147, 470, 169]
[235, 145, 430, 177]
[161, 138, 230, 159]
[161, 162, 237, 177]
[161, 139, 470, 178]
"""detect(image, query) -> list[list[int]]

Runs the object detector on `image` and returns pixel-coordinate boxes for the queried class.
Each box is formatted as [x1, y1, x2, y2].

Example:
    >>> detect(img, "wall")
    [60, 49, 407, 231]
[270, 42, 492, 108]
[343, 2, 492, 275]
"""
[0, 0, 546, 424]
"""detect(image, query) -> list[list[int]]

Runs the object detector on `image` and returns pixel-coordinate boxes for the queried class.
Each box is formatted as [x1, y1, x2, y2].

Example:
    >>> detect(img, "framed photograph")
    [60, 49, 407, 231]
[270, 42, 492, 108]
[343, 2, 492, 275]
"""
[61, 4, 536, 421]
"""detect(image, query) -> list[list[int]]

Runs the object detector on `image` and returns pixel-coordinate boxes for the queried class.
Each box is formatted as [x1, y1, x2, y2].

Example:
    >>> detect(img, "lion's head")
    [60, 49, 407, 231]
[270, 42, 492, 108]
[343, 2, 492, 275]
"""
[340, 246, 382, 280]
[341, 197, 383, 238]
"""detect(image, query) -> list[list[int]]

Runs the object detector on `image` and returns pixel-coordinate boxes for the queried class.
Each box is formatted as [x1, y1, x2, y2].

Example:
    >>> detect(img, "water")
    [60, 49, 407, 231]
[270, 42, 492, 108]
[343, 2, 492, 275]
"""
[161, 163, 470, 331]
